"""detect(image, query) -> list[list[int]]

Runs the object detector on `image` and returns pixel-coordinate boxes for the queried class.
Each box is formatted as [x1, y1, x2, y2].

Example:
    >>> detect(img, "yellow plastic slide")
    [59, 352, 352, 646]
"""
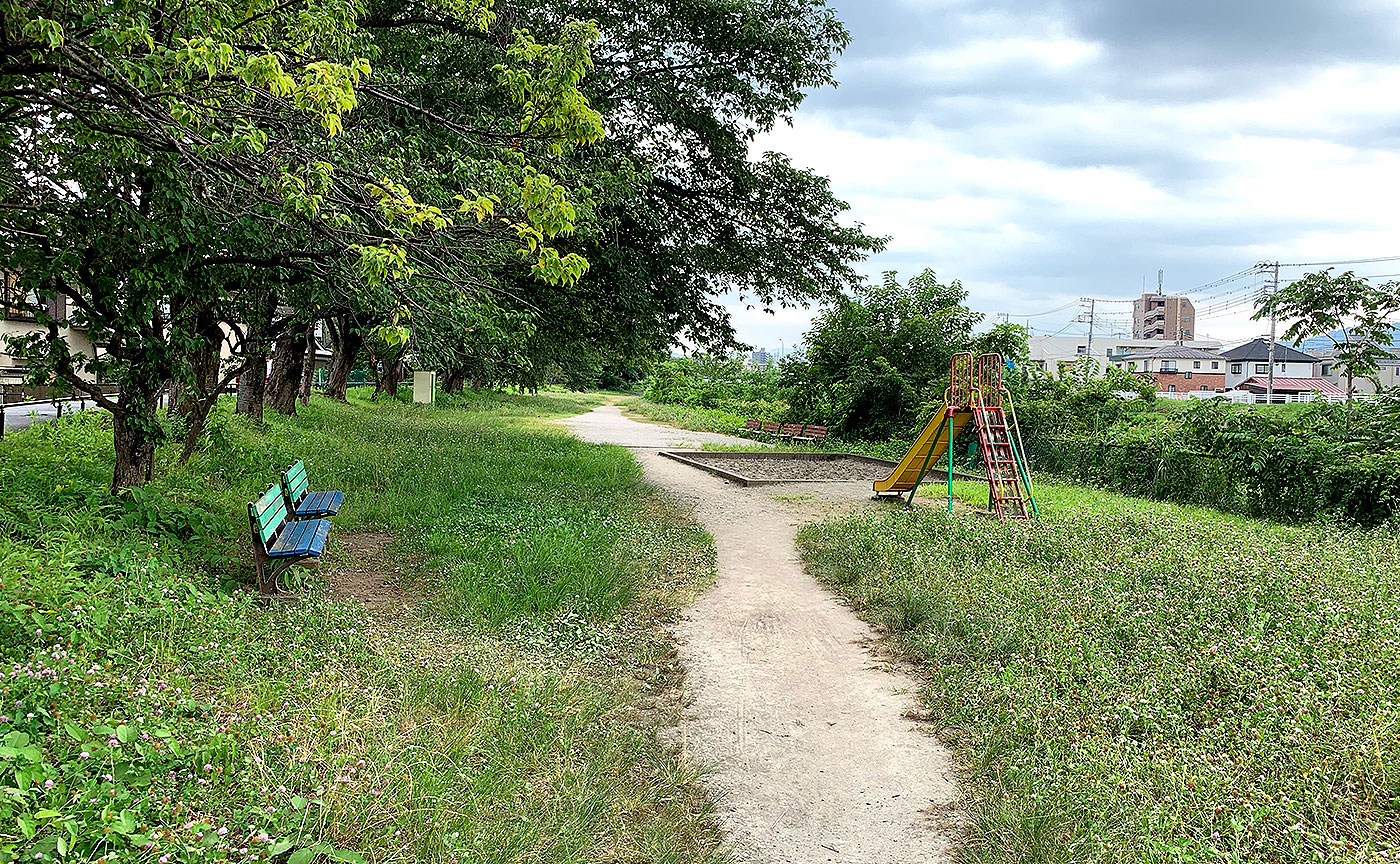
[873, 404, 972, 494]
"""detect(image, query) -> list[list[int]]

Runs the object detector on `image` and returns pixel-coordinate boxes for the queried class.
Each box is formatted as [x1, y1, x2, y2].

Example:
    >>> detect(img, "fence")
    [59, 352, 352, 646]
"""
[1152, 390, 1385, 405]
[0, 382, 122, 440]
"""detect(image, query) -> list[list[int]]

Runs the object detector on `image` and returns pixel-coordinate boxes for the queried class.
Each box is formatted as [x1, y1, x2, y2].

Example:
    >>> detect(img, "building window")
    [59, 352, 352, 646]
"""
[1167, 384, 1176, 392]
[1185, 372, 1193, 379]
[1231, 363, 1242, 375]
[1200, 385, 1209, 391]
[2, 273, 41, 322]
[1212, 361, 1219, 370]
[1161, 361, 1177, 372]
[1255, 364, 1269, 374]
[1194, 361, 1202, 369]
[1321, 364, 1331, 376]
[1076, 345, 1087, 355]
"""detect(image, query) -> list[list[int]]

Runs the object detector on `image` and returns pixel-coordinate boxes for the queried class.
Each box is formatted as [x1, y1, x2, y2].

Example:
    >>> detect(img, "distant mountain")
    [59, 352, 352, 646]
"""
[1296, 324, 1400, 354]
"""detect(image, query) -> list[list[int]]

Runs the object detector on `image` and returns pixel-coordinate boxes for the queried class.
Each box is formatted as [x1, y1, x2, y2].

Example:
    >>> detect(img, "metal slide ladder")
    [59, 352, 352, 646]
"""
[972, 354, 1035, 521]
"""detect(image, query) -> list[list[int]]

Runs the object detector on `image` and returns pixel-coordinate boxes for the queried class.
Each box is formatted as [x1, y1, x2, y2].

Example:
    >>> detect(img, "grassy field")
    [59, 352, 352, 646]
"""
[798, 480, 1400, 863]
[0, 391, 725, 864]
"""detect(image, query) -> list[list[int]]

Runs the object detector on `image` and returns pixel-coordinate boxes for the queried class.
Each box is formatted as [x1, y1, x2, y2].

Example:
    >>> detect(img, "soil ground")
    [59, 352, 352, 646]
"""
[671, 453, 893, 483]
[560, 406, 961, 864]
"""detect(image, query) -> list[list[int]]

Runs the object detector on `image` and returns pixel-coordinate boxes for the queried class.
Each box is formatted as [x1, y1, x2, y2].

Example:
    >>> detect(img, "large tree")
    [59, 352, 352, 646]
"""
[1, 0, 605, 489]
[780, 269, 999, 438]
[499, 0, 886, 358]
[1254, 269, 1400, 400]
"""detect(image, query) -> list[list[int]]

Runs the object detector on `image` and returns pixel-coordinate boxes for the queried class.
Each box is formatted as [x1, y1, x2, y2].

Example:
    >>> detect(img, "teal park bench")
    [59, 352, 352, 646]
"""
[279, 460, 344, 519]
[248, 485, 333, 594]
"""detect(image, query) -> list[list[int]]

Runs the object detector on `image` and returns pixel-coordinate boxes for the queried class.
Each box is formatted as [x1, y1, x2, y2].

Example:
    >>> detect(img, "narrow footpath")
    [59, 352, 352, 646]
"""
[560, 406, 960, 864]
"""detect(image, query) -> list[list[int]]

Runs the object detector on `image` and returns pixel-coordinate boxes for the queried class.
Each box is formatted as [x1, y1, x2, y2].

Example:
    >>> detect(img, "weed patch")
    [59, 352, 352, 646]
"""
[799, 481, 1400, 863]
[0, 392, 725, 864]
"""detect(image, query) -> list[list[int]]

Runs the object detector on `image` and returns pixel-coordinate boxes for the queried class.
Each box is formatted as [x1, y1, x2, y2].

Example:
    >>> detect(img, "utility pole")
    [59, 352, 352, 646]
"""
[1262, 261, 1280, 404]
[1073, 298, 1097, 367]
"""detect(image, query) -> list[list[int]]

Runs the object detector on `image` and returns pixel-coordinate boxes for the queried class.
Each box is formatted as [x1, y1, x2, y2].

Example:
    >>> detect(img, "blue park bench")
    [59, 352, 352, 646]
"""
[279, 459, 344, 519]
[248, 485, 332, 594]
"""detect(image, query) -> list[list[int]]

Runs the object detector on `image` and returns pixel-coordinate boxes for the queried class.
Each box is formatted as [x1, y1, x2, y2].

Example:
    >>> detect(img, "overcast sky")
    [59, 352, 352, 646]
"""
[727, 0, 1400, 356]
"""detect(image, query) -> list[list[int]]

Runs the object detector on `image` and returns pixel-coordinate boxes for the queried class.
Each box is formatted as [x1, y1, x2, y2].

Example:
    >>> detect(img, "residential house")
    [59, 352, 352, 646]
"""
[1315, 348, 1400, 396]
[1120, 345, 1226, 394]
[1, 272, 99, 383]
[1219, 338, 1320, 389]
[1030, 334, 1223, 375]
[1235, 376, 1346, 401]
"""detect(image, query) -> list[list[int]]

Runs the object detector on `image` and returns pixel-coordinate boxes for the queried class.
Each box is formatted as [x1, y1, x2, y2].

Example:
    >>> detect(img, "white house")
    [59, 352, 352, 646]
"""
[1028, 334, 1223, 375]
[1316, 349, 1400, 396]
[1218, 339, 1320, 390]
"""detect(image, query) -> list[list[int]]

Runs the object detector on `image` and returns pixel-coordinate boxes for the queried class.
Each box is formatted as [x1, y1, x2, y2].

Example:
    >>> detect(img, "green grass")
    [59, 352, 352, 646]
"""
[614, 397, 750, 436]
[798, 480, 1400, 863]
[0, 390, 726, 864]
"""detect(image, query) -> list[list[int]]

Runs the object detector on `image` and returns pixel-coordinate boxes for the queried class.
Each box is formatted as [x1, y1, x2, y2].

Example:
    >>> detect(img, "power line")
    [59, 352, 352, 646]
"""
[1278, 254, 1400, 268]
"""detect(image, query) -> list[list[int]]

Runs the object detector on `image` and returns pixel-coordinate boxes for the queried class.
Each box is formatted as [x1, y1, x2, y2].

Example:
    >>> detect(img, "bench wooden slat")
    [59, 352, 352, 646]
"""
[286, 460, 310, 500]
[780, 423, 803, 437]
[296, 490, 344, 517]
[744, 419, 761, 431]
[268, 518, 332, 558]
[761, 421, 782, 435]
[254, 486, 287, 543]
[280, 461, 343, 519]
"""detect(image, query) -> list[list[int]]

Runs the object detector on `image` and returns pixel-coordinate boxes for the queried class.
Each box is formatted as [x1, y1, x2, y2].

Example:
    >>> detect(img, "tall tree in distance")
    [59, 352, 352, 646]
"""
[1254, 269, 1400, 401]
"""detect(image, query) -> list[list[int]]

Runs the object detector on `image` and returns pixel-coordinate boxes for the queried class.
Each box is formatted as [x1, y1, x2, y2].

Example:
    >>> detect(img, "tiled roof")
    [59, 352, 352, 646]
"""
[1221, 338, 1318, 363]
[1237, 376, 1345, 395]
[1123, 345, 1222, 360]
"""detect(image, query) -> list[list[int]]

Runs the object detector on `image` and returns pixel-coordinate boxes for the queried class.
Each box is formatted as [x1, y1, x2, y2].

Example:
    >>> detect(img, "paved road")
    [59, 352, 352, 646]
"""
[2, 400, 96, 434]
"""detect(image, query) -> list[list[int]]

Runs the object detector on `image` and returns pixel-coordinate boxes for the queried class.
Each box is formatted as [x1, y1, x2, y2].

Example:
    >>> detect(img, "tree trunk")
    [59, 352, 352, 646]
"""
[173, 305, 222, 431]
[266, 320, 310, 416]
[372, 354, 403, 400]
[236, 356, 266, 421]
[298, 327, 317, 406]
[442, 365, 468, 394]
[235, 292, 279, 422]
[323, 318, 362, 401]
[111, 386, 161, 493]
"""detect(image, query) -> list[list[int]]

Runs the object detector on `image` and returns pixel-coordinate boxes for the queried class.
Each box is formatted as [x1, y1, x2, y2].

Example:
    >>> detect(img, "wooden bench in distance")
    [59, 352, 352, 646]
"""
[760, 421, 782, 438]
[280, 459, 344, 519]
[249, 485, 333, 595]
[779, 423, 804, 439]
[743, 419, 762, 435]
[793, 424, 829, 443]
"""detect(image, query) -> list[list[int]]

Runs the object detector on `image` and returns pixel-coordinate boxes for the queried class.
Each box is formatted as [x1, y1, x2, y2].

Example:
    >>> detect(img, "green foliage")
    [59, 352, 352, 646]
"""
[780, 269, 1026, 439]
[0, 394, 726, 864]
[1017, 392, 1400, 526]
[642, 355, 788, 421]
[1254, 269, 1400, 397]
[800, 482, 1400, 863]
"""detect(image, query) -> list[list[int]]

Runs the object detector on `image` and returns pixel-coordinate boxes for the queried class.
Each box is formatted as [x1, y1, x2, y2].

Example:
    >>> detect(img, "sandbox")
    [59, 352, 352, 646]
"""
[658, 450, 899, 487]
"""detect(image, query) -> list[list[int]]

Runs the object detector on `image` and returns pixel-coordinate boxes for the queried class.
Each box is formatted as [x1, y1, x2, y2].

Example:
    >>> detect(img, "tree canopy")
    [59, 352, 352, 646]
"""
[1254, 269, 1400, 399]
[2, 0, 880, 488]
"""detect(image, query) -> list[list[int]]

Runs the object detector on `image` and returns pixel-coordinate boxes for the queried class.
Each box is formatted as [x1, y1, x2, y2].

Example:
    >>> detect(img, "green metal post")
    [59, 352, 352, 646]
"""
[1007, 413, 1040, 518]
[904, 410, 945, 510]
[946, 411, 954, 514]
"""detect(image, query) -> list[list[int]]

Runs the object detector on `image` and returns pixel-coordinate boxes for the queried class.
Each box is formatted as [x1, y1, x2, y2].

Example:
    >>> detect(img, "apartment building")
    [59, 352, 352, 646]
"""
[1132, 294, 1196, 340]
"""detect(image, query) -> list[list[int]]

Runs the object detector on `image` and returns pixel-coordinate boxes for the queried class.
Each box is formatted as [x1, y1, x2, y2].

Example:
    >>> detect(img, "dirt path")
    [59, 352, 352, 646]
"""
[559, 407, 960, 864]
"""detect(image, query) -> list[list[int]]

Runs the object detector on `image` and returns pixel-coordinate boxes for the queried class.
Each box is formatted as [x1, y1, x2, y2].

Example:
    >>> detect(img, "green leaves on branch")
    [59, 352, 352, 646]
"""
[498, 23, 605, 154]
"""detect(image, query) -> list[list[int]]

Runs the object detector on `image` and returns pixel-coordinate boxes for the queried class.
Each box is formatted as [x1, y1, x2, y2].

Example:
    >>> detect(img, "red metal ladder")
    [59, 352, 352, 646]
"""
[972, 401, 1032, 520]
